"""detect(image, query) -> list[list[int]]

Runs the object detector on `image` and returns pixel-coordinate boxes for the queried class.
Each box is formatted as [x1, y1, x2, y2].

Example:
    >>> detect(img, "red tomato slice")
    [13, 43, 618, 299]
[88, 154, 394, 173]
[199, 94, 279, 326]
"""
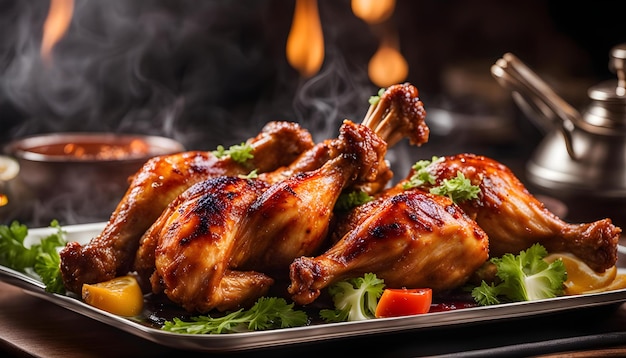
[375, 288, 432, 318]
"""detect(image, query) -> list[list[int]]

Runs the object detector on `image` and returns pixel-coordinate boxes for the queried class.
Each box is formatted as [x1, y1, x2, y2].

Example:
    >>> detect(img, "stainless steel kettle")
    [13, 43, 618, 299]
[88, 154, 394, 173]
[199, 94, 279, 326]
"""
[491, 44, 626, 198]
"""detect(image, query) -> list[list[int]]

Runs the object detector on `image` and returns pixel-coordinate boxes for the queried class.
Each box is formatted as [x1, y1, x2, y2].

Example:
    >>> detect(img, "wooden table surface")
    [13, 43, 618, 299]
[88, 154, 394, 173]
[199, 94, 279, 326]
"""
[3, 277, 626, 358]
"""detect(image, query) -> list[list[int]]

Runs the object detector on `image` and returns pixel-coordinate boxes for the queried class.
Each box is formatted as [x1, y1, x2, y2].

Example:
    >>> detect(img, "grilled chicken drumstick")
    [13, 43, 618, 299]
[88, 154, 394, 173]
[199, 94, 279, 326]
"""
[422, 153, 621, 273]
[149, 120, 388, 312]
[289, 153, 621, 306]
[150, 176, 274, 312]
[134, 83, 428, 283]
[139, 84, 429, 312]
[288, 190, 490, 305]
[60, 121, 315, 294]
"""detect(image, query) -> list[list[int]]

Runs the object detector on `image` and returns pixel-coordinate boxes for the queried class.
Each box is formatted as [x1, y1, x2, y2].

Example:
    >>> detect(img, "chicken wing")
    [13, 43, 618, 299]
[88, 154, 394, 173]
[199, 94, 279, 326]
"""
[60, 121, 314, 294]
[288, 190, 489, 305]
[417, 153, 621, 272]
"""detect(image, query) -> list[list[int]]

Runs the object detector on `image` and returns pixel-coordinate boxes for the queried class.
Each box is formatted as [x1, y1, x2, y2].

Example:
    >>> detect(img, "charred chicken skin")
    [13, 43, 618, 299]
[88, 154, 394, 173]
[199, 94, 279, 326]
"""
[138, 83, 428, 312]
[417, 153, 621, 273]
[57, 80, 622, 317]
[134, 83, 428, 284]
[60, 121, 315, 294]
[288, 190, 490, 305]
[148, 120, 388, 312]
[151, 176, 274, 312]
[289, 152, 621, 305]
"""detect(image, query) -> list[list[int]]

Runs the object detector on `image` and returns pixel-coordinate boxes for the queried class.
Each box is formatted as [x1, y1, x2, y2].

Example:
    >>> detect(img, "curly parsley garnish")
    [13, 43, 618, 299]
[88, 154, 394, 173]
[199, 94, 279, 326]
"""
[335, 190, 373, 211]
[238, 169, 258, 179]
[0, 220, 67, 293]
[403, 156, 480, 203]
[368, 88, 386, 105]
[471, 244, 567, 305]
[161, 297, 308, 334]
[212, 142, 254, 164]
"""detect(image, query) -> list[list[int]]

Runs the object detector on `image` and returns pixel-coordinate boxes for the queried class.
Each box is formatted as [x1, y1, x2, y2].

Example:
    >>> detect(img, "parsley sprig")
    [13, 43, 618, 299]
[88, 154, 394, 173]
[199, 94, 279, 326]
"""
[335, 190, 373, 211]
[430, 172, 480, 204]
[403, 156, 480, 203]
[0, 220, 67, 293]
[472, 244, 567, 305]
[212, 142, 254, 164]
[368, 88, 386, 105]
[402, 156, 441, 189]
[161, 297, 308, 334]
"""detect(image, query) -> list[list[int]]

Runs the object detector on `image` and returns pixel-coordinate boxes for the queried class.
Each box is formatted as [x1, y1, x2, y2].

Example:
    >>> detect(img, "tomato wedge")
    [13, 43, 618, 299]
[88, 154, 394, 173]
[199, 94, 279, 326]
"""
[375, 288, 432, 318]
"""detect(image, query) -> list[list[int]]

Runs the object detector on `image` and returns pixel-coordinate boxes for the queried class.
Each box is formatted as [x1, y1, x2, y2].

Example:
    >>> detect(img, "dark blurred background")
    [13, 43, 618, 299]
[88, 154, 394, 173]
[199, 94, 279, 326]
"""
[0, 0, 624, 226]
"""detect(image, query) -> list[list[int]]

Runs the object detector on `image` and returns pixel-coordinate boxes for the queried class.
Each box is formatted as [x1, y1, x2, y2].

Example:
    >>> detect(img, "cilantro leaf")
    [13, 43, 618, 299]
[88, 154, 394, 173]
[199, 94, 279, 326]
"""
[403, 156, 480, 204]
[0, 221, 36, 271]
[403, 156, 440, 189]
[429, 172, 480, 203]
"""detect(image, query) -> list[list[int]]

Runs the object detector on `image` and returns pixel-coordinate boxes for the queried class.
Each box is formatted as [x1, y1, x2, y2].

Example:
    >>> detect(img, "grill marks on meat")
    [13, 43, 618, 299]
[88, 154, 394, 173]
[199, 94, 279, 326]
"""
[57, 82, 622, 314]
[288, 190, 489, 305]
[145, 120, 388, 312]
[288, 152, 621, 305]
[233, 120, 388, 272]
[60, 121, 314, 294]
[420, 153, 621, 273]
[151, 177, 273, 312]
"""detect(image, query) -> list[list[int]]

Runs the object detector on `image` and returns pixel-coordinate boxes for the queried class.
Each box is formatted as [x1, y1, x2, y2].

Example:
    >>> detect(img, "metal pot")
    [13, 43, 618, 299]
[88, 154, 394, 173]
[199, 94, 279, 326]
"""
[492, 44, 626, 198]
[1, 132, 184, 225]
[491, 44, 626, 227]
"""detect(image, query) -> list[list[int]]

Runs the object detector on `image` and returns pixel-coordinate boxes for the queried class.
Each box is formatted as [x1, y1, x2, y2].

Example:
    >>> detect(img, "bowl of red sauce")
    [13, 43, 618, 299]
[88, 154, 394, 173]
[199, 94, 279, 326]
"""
[3, 133, 184, 222]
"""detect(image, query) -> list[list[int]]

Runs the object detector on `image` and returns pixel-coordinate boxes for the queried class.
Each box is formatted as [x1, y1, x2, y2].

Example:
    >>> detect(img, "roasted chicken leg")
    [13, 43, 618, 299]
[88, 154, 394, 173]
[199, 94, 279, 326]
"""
[149, 120, 388, 312]
[288, 190, 490, 305]
[413, 153, 621, 272]
[134, 83, 429, 285]
[151, 176, 274, 312]
[60, 121, 314, 294]
[232, 120, 388, 272]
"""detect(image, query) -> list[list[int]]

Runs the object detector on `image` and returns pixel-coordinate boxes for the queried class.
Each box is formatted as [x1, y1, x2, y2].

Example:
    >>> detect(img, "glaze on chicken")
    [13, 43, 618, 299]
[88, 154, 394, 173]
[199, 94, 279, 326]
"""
[149, 120, 388, 312]
[135, 84, 429, 312]
[133, 83, 429, 283]
[288, 190, 490, 305]
[288, 153, 621, 305]
[60, 121, 315, 294]
[56, 81, 623, 315]
[151, 176, 274, 312]
[419, 153, 621, 273]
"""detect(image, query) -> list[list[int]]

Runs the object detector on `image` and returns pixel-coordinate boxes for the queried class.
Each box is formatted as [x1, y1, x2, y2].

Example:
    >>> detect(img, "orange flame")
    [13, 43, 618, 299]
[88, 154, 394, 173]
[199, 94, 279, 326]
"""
[41, 0, 74, 64]
[351, 0, 395, 24]
[368, 32, 408, 88]
[352, 0, 407, 87]
[286, 0, 324, 78]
